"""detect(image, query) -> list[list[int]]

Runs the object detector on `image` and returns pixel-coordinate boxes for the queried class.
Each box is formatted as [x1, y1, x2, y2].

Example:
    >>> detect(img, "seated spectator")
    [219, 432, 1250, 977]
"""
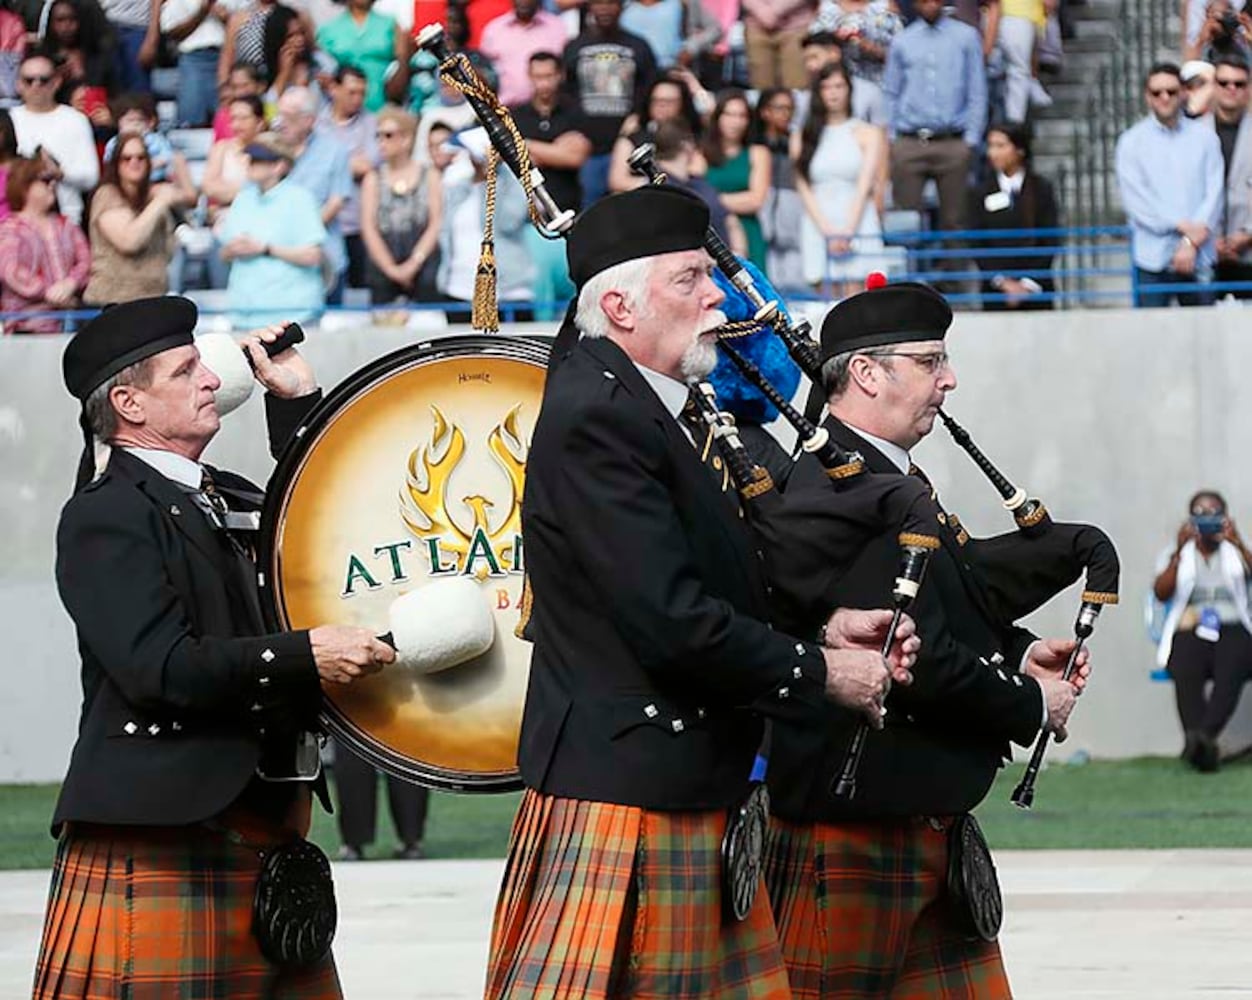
[212, 61, 266, 140]
[0, 109, 17, 220]
[10, 50, 100, 227]
[1185, 0, 1252, 63]
[563, 0, 657, 205]
[160, 0, 227, 126]
[436, 139, 533, 321]
[742, 0, 818, 90]
[277, 85, 352, 299]
[702, 89, 771, 271]
[103, 92, 198, 201]
[883, 0, 986, 240]
[1213, 53, 1252, 295]
[620, 0, 723, 71]
[218, 132, 327, 327]
[810, 0, 901, 124]
[653, 118, 746, 253]
[42, 0, 119, 106]
[316, 0, 410, 112]
[754, 86, 805, 288]
[83, 133, 179, 305]
[509, 50, 590, 317]
[968, 122, 1057, 309]
[1152, 490, 1252, 773]
[607, 71, 707, 192]
[359, 107, 442, 304]
[1183, 59, 1218, 118]
[794, 63, 883, 294]
[202, 94, 267, 286]
[1115, 62, 1223, 307]
[479, 0, 571, 107]
[0, 156, 91, 332]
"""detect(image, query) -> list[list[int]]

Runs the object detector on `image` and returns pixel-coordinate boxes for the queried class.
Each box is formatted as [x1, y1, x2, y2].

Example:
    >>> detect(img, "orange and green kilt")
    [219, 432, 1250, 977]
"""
[485, 788, 792, 999]
[32, 819, 342, 1000]
[764, 816, 1012, 1000]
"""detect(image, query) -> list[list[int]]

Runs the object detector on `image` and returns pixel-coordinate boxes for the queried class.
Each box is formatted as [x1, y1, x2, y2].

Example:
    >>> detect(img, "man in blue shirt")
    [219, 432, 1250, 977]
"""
[1116, 61, 1224, 307]
[883, 0, 986, 236]
[219, 134, 328, 330]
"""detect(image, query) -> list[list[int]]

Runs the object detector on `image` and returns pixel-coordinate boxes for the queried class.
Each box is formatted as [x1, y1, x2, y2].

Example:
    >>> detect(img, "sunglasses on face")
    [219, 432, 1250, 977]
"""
[1217, 77, 1249, 89]
[119, 152, 149, 163]
[22, 74, 54, 85]
[1148, 87, 1180, 97]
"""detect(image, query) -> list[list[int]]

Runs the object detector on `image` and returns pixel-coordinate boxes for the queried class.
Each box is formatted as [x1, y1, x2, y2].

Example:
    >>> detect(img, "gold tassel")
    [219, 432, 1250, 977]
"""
[472, 148, 500, 333]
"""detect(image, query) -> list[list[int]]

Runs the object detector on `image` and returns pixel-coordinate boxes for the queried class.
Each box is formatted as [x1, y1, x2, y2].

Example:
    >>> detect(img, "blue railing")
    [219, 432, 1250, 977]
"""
[4, 225, 1251, 330]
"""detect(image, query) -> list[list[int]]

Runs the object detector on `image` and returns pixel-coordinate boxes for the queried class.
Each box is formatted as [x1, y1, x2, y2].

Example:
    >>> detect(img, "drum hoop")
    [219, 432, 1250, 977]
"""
[257, 333, 551, 792]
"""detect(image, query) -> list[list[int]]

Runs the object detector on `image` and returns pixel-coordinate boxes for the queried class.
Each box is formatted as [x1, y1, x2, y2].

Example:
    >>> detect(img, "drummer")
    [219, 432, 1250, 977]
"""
[33, 297, 394, 1000]
[483, 186, 918, 997]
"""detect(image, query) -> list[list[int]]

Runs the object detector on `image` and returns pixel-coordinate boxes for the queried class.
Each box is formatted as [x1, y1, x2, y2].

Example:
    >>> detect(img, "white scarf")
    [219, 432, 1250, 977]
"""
[1157, 539, 1252, 666]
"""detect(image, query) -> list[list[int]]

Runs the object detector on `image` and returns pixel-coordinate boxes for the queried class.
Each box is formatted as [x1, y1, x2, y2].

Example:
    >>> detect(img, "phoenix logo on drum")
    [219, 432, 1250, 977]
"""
[341, 404, 527, 597]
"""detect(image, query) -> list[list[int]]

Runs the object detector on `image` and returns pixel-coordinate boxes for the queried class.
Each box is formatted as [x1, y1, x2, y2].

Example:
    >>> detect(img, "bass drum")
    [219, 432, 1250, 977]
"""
[258, 335, 550, 792]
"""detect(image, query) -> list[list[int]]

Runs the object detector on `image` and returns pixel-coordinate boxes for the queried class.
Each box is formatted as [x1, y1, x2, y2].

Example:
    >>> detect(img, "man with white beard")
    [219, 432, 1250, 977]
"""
[483, 185, 916, 999]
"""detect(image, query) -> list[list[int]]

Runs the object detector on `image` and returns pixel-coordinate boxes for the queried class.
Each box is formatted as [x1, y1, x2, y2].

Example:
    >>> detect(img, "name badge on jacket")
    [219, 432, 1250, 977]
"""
[984, 191, 1012, 213]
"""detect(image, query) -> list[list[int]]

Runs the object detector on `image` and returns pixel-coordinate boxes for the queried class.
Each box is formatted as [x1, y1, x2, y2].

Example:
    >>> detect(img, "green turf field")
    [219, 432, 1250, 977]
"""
[3, 757, 1251, 871]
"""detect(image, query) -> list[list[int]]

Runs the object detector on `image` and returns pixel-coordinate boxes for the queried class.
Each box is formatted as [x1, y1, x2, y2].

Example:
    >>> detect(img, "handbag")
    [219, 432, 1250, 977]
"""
[252, 838, 338, 969]
[946, 813, 1003, 942]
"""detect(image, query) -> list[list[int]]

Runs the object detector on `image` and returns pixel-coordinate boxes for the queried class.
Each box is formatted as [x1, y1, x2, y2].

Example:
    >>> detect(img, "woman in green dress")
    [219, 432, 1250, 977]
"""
[701, 90, 772, 273]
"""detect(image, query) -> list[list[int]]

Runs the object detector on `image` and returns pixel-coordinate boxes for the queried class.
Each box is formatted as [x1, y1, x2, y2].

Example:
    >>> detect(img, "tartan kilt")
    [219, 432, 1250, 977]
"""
[485, 788, 792, 999]
[32, 819, 342, 1000]
[764, 817, 1012, 1000]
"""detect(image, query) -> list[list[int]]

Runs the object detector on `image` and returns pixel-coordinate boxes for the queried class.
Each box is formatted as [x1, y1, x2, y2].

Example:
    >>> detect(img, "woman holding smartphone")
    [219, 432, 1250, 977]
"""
[1152, 490, 1252, 773]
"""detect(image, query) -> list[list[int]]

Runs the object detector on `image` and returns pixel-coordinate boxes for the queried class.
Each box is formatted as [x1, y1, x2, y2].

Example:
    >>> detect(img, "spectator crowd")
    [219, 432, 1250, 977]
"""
[0, 0, 1085, 330]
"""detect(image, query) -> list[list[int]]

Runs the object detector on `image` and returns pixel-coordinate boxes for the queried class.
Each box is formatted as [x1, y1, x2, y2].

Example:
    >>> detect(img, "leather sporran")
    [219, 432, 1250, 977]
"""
[721, 782, 770, 923]
[946, 813, 1003, 942]
[253, 839, 338, 968]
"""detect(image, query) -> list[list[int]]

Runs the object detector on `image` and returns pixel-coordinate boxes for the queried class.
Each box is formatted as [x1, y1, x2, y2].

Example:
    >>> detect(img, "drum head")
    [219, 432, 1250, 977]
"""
[259, 335, 550, 792]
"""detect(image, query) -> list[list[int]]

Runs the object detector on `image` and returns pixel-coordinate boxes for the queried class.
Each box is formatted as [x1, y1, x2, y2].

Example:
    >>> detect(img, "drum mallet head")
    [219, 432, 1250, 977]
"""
[382, 578, 495, 675]
[195, 332, 255, 416]
[196, 324, 306, 417]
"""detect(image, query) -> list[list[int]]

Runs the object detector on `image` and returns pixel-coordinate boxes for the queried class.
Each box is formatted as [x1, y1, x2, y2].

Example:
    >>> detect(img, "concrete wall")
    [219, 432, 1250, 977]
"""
[3, 308, 1251, 783]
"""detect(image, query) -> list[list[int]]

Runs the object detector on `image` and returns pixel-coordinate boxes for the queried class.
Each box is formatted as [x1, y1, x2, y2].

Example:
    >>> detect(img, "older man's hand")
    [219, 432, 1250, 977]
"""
[821, 607, 918, 686]
[822, 648, 892, 729]
[242, 324, 318, 399]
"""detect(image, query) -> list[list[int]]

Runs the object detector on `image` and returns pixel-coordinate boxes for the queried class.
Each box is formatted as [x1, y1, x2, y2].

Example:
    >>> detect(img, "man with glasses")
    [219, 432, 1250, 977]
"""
[1116, 61, 1224, 307]
[1210, 54, 1252, 296]
[761, 280, 1088, 1000]
[9, 52, 98, 227]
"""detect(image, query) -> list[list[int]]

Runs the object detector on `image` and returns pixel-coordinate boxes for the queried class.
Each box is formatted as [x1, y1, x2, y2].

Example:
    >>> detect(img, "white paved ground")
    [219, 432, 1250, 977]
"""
[3, 850, 1250, 998]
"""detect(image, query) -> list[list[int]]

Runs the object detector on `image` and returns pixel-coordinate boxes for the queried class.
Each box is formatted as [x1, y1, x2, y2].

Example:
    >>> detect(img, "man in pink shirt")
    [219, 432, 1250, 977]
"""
[479, 0, 571, 106]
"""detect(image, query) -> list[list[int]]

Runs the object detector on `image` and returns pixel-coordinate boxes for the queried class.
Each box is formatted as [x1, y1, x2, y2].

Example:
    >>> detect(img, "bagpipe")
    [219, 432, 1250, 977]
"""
[934, 409, 1120, 807]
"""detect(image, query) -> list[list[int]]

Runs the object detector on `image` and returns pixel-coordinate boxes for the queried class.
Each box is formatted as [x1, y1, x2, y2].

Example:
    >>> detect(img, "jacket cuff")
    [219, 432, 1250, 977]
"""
[751, 637, 827, 720]
[244, 629, 317, 711]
